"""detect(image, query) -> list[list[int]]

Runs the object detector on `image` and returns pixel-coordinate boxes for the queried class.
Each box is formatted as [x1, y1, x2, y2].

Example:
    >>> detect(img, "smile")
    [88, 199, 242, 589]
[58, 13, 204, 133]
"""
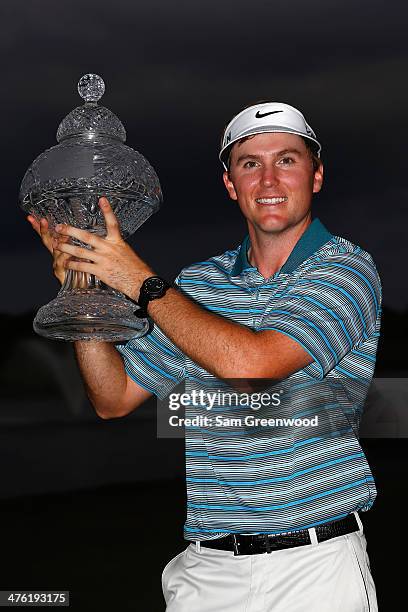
[255, 197, 288, 205]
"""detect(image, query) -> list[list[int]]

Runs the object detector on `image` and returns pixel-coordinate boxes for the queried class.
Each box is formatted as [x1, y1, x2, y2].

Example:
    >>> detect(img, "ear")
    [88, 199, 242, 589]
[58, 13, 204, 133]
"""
[223, 171, 238, 201]
[312, 162, 324, 194]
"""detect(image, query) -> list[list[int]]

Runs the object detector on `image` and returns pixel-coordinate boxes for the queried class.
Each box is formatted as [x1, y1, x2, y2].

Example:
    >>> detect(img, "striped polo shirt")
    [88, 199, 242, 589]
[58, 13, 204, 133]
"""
[116, 218, 382, 540]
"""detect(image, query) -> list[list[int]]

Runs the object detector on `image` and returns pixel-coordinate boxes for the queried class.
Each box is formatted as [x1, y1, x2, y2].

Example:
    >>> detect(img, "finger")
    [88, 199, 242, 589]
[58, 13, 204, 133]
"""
[99, 197, 122, 241]
[52, 234, 70, 250]
[56, 241, 99, 261]
[39, 217, 49, 235]
[54, 223, 100, 248]
[27, 215, 45, 238]
[53, 251, 69, 270]
[54, 247, 71, 259]
[39, 218, 52, 243]
[27, 215, 40, 232]
[64, 259, 98, 274]
[37, 218, 55, 254]
[53, 251, 71, 284]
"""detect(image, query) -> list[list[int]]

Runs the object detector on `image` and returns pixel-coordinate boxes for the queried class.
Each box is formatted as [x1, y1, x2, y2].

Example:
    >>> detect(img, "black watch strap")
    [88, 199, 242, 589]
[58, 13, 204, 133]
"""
[135, 276, 172, 318]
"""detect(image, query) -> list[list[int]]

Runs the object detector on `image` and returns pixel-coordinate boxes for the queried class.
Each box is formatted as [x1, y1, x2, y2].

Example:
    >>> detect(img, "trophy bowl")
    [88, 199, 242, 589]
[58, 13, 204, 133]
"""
[19, 74, 163, 342]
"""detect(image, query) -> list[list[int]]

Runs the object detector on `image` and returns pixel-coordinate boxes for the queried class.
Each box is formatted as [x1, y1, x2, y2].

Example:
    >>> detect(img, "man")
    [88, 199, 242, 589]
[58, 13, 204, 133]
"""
[28, 102, 381, 611]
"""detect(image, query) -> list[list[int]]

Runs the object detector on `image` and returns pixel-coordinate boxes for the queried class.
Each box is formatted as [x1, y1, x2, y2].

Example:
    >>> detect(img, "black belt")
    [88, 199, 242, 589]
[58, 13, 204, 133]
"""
[198, 513, 360, 556]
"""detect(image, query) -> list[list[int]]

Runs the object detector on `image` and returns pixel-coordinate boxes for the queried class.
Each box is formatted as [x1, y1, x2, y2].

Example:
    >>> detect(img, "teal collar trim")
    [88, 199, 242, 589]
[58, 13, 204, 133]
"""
[230, 218, 333, 277]
[230, 234, 253, 277]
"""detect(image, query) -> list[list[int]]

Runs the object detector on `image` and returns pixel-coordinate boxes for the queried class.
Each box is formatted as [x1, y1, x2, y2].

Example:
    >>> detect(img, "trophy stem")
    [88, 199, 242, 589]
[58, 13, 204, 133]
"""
[33, 270, 149, 342]
[61, 268, 101, 291]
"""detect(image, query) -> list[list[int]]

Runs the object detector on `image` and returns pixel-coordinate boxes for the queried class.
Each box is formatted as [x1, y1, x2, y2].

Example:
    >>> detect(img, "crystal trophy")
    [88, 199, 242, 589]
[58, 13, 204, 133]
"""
[19, 74, 162, 342]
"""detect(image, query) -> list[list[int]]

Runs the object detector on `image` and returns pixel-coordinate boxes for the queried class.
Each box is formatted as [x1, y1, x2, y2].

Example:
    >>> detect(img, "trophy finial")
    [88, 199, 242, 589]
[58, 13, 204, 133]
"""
[77, 74, 105, 103]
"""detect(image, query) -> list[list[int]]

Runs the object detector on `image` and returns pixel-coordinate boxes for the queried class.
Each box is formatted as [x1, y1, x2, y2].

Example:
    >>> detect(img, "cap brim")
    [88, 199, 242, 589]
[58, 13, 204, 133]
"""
[219, 127, 321, 168]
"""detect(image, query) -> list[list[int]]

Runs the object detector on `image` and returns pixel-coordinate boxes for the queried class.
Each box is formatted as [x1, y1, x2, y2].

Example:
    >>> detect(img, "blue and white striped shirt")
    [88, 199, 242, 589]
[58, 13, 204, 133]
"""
[116, 218, 382, 540]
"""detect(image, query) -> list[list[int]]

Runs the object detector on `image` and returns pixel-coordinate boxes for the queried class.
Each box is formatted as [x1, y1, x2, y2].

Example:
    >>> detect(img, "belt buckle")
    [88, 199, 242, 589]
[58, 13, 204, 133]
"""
[233, 534, 277, 555]
[232, 535, 254, 556]
[232, 535, 241, 556]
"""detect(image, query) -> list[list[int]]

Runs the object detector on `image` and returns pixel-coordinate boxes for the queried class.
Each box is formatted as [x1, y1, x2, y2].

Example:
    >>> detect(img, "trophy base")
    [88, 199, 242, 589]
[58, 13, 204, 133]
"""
[33, 288, 149, 342]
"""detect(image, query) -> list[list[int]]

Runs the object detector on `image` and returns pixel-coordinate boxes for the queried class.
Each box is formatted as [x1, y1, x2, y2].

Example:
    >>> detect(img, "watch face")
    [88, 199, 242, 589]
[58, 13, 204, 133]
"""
[146, 277, 164, 292]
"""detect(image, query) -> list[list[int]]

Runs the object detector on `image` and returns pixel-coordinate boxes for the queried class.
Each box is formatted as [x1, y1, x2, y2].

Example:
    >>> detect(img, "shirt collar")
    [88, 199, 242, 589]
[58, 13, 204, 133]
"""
[230, 217, 333, 277]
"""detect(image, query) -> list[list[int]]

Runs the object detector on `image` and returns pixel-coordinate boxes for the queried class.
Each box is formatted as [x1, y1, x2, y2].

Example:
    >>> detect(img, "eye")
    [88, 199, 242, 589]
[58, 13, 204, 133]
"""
[243, 160, 259, 169]
[277, 156, 295, 166]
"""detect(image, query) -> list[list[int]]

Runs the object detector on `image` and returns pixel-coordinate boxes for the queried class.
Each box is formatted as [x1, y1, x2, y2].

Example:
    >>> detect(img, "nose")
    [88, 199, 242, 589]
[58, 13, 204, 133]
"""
[261, 164, 279, 187]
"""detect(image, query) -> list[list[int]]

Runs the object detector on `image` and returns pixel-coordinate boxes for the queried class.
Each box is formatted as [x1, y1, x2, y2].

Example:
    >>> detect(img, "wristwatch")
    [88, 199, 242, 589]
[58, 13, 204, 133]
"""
[135, 276, 172, 318]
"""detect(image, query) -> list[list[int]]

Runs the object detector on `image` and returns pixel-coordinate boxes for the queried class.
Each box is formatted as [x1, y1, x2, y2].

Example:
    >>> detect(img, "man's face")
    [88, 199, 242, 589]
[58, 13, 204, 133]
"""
[223, 132, 323, 236]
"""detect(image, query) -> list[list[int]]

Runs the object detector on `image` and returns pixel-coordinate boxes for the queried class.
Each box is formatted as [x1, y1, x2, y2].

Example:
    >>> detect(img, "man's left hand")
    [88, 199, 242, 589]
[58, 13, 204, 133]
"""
[54, 196, 154, 300]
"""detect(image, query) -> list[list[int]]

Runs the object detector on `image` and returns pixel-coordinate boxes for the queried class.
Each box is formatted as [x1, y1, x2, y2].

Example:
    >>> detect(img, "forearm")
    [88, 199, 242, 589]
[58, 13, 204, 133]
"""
[73, 341, 128, 417]
[147, 288, 259, 379]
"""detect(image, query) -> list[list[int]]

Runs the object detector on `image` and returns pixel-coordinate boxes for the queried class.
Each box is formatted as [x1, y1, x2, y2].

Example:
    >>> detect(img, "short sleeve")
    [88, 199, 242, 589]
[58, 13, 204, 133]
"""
[115, 274, 186, 399]
[258, 253, 382, 379]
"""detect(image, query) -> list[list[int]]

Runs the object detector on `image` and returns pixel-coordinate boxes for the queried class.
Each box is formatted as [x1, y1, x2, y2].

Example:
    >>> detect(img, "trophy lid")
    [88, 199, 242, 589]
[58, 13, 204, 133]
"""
[20, 73, 162, 238]
[56, 74, 126, 143]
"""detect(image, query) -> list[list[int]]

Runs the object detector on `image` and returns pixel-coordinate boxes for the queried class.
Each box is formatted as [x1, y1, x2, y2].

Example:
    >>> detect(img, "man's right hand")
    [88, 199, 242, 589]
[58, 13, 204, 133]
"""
[27, 215, 70, 285]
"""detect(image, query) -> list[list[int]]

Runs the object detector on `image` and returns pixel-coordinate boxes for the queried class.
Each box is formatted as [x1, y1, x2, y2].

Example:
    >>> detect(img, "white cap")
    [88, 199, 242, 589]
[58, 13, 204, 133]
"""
[219, 102, 321, 170]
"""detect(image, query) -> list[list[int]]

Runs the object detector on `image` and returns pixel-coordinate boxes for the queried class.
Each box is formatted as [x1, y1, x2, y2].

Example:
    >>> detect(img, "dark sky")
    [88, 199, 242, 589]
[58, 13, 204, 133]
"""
[2, 0, 407, 312]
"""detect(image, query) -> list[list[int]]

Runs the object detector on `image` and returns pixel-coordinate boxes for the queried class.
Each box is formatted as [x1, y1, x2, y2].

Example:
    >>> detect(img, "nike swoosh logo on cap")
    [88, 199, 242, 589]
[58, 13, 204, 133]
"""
[255, 110, 284, 118]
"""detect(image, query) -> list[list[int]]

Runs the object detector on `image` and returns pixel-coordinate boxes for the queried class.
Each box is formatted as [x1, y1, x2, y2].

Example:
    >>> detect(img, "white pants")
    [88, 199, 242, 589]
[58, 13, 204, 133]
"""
[162, 526, 377, 611]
